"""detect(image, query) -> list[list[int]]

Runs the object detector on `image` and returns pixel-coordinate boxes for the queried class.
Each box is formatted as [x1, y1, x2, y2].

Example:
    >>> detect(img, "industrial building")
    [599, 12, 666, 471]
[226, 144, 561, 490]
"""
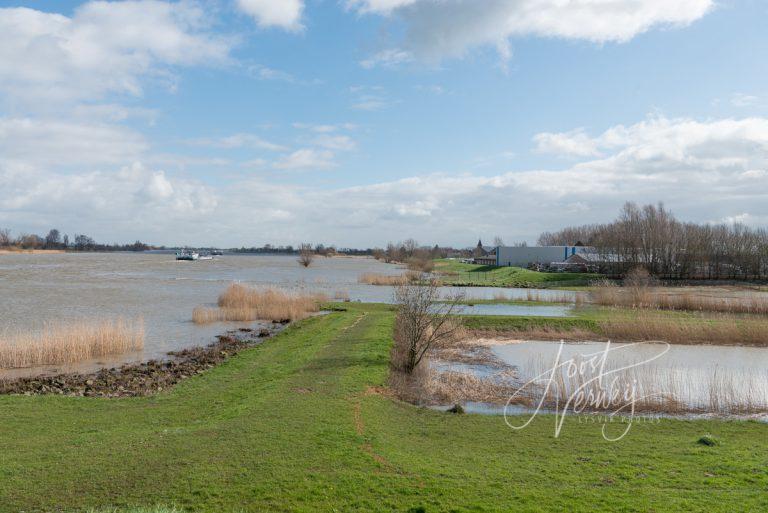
[475, 245, 594, 267]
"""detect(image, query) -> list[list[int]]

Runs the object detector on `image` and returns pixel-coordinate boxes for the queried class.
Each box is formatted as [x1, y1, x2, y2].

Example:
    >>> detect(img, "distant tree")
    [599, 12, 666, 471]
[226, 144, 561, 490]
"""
[44, 229, 61, 249]
[62, 234, 69, 248]
[74, 234, 95, 250]
[402, 239, 418, 259]
[17, 233, 43, 249]
[493, 236, 504, 247]
[0, 228, 10, 247]
[298, 243, 315, 267]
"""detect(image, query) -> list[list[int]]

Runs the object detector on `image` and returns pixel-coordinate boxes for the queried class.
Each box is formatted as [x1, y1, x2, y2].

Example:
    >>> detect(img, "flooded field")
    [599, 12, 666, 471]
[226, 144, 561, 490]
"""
[0, 252, 576, 376]
[434, 339, 768, 418]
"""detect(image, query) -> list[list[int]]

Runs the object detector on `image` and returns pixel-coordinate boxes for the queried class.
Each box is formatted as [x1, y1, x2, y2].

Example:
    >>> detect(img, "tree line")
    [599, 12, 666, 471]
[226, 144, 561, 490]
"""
[538, 202, 768, 280]
[0, 228, 150, 252]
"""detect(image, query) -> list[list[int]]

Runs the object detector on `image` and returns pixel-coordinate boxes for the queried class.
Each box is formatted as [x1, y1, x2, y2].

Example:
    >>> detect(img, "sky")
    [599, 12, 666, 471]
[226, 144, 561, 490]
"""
[1, 0, 767, 248]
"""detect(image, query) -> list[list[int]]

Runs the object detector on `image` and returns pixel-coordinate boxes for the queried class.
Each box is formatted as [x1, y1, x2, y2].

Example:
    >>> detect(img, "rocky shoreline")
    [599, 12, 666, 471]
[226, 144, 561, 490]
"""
[0, 324, 285, 397]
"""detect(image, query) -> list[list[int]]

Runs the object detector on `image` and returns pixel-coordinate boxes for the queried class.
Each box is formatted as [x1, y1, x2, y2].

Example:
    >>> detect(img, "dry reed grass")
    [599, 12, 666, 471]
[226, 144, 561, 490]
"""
[357, 271, 422, 286]
[389, 358, 520, 405]
[591, 282, 768, 315]
[192, 283, 325, 324]
[405, 257, 435, 273]
[599, 313, 768, 346]
[469, 315, 768, 346]
[0, 318, 144, 369]
[332, 289, 350, 301]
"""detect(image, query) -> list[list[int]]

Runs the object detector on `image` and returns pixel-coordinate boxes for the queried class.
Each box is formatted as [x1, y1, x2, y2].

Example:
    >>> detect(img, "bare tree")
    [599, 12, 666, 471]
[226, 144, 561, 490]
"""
[0, 229, 10, 247]
[493, 236, 504, 247]
[538, 201, 768, 280]
[298, 243, 315, 267]
[44, 229, 61, 249]
[392, 279, 464, 374]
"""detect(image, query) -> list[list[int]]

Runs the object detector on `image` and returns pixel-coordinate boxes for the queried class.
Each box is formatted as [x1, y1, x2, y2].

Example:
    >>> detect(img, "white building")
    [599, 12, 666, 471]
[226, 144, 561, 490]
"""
[490, 245, 593, 267]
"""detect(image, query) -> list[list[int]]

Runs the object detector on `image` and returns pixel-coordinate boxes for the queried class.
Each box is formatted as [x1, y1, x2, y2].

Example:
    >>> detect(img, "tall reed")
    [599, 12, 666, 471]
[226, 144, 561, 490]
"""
[0, 318, 144, 369]
[192, 284, 325, 324]
[599, 313, 768, 346]
[357, 272, 422, 286]
[592, 282, 768, 315]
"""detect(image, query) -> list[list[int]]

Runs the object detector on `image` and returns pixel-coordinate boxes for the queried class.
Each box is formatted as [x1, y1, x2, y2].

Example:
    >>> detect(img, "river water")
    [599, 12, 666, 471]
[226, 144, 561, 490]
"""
[0, 252, 576, 376]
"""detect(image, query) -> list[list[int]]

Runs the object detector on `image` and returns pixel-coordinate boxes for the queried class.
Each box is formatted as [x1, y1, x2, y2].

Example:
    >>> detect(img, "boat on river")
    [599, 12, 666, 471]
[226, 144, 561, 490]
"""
[175, 250, 199, 261]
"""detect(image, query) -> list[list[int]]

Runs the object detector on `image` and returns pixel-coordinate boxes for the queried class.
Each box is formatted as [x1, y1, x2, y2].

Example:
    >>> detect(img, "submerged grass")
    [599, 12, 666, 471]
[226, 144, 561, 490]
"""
[0, 318, 144, 369]
[0, 304, 765, 511]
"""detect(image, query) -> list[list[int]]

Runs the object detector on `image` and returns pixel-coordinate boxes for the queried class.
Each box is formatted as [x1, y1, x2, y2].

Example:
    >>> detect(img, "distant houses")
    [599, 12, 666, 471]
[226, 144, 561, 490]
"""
[472, 243, 597, 271]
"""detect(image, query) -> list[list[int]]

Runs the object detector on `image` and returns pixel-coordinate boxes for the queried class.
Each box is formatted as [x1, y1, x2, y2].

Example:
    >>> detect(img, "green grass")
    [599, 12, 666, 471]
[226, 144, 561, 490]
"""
[434, 259, 601, 288]
[460, 314, 600, 332]
[0, 305, 766, 512]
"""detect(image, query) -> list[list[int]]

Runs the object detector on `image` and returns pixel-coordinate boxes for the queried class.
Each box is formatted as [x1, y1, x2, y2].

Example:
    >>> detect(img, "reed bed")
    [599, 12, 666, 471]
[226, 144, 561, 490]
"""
[591, 282, 768, 315]
[598, 313, 768, 346]
[357, 271, 422, 286]
[332, 289, 350, 301]
[0, 318, 144, 369]
[192, 284, 326, 324]
[489, 290, 588, 305]
[390, 357, 519, 405]
[469, 315, 768, 346]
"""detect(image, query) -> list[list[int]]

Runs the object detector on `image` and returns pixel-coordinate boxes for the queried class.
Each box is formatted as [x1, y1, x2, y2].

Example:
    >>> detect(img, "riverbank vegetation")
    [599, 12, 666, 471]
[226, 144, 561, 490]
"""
[0, 318, 144, 369]
[192, 284, 324, 324]
[592, 278, 768, 315]
[357, 271, 421, 286]
[0, 228, 151, 252]
[463, 306, 768, 347]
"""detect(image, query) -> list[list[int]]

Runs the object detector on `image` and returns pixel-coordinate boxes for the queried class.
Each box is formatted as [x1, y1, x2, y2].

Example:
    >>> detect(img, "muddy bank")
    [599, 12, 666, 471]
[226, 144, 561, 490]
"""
[0, 324, 284, 397]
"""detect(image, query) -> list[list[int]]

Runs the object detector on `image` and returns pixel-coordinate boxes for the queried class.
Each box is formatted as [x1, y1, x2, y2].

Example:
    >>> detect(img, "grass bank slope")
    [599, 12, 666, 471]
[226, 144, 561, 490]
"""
[0, 305, 765, 512]
[434, 259, 600, 288]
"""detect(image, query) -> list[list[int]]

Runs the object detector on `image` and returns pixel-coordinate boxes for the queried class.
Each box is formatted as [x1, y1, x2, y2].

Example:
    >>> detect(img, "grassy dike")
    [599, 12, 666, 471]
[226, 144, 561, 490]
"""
[433, 259, 600, 288]
[0, 303, 766, 512]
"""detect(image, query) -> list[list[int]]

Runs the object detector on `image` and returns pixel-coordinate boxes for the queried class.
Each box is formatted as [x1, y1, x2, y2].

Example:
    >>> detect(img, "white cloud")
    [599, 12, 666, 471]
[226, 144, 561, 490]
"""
[188, 133, 287, 152]
[236, 0, 304, 31]
[351, 0, 713, 64]
[350, 86, 394, 111]
[731, 93, 761, 108]
[360, 48, 413, 69]
[534, 129, 602, 157]
[0, 117, 148, 166]
[274, 149, 336, 170]
[0, 161, 217, 238]
[0, 2, 232, 106]
[313, 134, 356, 151]
[293, 122, 357, 133]
[535, 116, 768, 174]
[256, 66, 296, 82]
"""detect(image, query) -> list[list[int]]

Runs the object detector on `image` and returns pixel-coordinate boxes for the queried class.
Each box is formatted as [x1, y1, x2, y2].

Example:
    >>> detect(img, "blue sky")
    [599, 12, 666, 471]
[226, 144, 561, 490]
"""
[1, 0, 767, 247]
